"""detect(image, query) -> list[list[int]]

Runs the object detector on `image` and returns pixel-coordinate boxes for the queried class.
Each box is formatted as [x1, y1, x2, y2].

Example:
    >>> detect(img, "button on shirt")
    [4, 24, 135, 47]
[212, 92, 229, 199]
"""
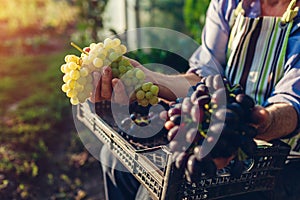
[188, 0, 300, 123]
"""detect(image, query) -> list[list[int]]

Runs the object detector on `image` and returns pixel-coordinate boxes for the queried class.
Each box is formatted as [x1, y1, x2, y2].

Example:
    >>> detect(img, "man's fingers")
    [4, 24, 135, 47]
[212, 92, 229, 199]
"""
[101, 66, 112, 99]
[112, 78, 129, 104]
[91, 72, 102, 102]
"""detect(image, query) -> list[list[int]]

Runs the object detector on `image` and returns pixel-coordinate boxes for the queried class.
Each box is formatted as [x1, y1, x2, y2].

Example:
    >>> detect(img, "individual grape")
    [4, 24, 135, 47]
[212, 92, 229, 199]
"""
[139, 99, 149, 107]
[130, 113, 137, 121]
[66, 79, 76, 89]
[159, 110, 168, 121]
[181, 97, 192, 113]
[149, 96, 159, 105]
[68, 62, 79, 70]
[145, 91, 153, 100]
[70, 70, 80, 80]
[190, 104, 204, 123]
[61, 84, 69, 93]
[169, 114, 181, 125]
[79, 67, 89, 77]
[164, 120, 175, 130]
[190, 89, 208, 103]
[213, 74, 224, 90]
[142, 82, 153, 91]
[93, 58, 103, 68]
[169, 140, 181, 152]
[168, 107, 181, 117]
[135, 90, 145, 100]
[214, 107, 239, 124]
[70, 97, 79, 105]
[235, 93, 255, 109]
[193, 145, 205, 161]
[66, 89, 78, 98]
[210, 137, 238, 158]
[108, 52, 121, 62]
[186, 155, 202, 178]
[196, 84, 209, 94]
[204, 75, 214, 91]
[185, 128, 200, 143]
[167, 126, 179, 141]
[211, 88, 227, 105]
[74, 83, 84, 92]
[150, 85, 159, 96]
[63, 74, 71, 83]
[193, 95, 211, 107]
[118, 65, 127, 74]
[210, 123, 238, 139]
[136, 69, 146, 80]
[175, 152, 189, 169]
[77, 77, 87, 85]
[227, 102, 245, 119]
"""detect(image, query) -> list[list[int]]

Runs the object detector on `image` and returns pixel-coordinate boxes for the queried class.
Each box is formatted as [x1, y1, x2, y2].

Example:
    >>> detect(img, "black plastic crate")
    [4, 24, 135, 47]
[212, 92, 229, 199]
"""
[76, 101, 291, 200]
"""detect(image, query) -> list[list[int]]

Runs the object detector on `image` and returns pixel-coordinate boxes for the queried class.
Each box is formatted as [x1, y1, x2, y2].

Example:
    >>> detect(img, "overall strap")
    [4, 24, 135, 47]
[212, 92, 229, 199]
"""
[229, 1, 245, 28]
[226, 0, 299, 105]
[281, 0, 299, 25]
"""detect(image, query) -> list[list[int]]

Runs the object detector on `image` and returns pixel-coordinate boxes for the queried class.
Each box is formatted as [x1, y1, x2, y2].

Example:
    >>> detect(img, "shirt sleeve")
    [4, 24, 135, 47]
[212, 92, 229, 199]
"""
[265, 55, 300, 128]
[188, 0, 238, 77]
[265, 19, 300, 129]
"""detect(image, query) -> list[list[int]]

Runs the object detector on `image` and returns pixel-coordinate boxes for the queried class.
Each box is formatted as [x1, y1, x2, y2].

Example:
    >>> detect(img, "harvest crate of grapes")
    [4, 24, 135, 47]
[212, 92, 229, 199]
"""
[76, 101, 291, 200]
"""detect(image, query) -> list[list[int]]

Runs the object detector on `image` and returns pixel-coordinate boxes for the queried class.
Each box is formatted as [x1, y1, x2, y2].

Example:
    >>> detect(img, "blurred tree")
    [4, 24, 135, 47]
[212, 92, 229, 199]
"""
[140, 0, 186, 32]
[183, 0, 210, 43]
[71, 0, 109, 45]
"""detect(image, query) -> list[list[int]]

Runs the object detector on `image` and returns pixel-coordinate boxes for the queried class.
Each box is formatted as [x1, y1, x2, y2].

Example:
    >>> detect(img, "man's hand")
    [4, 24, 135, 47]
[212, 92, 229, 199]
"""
[90, 66, 129, 104]
[250, 105, 272, 134]
[250, 103, 297, 141]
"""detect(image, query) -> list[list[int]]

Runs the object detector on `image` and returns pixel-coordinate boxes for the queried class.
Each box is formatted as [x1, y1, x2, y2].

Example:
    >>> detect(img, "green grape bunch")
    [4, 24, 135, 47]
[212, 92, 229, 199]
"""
[60, 39, 159, 107]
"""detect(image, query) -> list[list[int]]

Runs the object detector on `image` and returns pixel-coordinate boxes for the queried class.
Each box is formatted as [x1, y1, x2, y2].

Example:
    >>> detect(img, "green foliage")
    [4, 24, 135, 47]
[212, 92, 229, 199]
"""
[0, 52, 71, 198]
[141, 0, 187, 32]
[71, 0, 109, 46]
[183, 0, 210, 43]
[126, 48, 189, 74]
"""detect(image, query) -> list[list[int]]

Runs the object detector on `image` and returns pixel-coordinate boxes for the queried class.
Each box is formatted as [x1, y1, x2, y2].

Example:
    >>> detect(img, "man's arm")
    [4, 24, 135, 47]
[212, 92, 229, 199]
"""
[149, 71, 201, 101]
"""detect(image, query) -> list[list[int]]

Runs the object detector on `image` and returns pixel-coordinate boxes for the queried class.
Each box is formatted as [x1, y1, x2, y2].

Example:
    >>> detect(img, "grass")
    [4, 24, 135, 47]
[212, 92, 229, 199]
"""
[0, 50, 103, 199]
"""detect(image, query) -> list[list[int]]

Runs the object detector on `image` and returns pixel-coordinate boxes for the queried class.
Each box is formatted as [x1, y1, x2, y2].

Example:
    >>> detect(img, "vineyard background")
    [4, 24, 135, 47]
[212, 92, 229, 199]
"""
[0, 0, 208, 199]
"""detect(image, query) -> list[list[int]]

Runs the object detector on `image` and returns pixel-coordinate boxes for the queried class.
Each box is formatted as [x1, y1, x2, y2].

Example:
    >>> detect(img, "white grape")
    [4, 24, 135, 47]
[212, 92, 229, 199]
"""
[68, 62, 79, 70]
[60, 64, 67, 73]
[70, 70, 80, 80]
[63, 74, 71, 83]
[79, 67, 89, 77]
[67, 89, 78, 98]
[67, 79, 76, 89]
[61, 84, 69, 92]
[93, 58, 103, 68]
[70, 97, 80, 105]
[77, 77, 87, 85]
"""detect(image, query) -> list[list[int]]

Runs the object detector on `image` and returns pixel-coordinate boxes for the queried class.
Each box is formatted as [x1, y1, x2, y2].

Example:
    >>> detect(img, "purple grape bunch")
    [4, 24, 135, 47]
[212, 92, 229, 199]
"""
[163, 74, 258, 182]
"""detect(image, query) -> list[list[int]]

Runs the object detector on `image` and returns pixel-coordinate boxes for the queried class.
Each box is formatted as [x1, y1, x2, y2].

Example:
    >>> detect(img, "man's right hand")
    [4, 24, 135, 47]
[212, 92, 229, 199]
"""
[90, 66, 129, 104]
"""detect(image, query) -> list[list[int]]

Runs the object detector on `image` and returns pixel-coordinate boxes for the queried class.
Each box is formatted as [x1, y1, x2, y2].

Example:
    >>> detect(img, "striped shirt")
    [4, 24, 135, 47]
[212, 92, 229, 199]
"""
[188, 0, 300, 134]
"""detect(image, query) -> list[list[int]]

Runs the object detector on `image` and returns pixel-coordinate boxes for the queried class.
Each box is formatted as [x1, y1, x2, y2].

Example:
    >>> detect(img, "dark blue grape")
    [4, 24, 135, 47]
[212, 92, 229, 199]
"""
[235, 94, 255, 109]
